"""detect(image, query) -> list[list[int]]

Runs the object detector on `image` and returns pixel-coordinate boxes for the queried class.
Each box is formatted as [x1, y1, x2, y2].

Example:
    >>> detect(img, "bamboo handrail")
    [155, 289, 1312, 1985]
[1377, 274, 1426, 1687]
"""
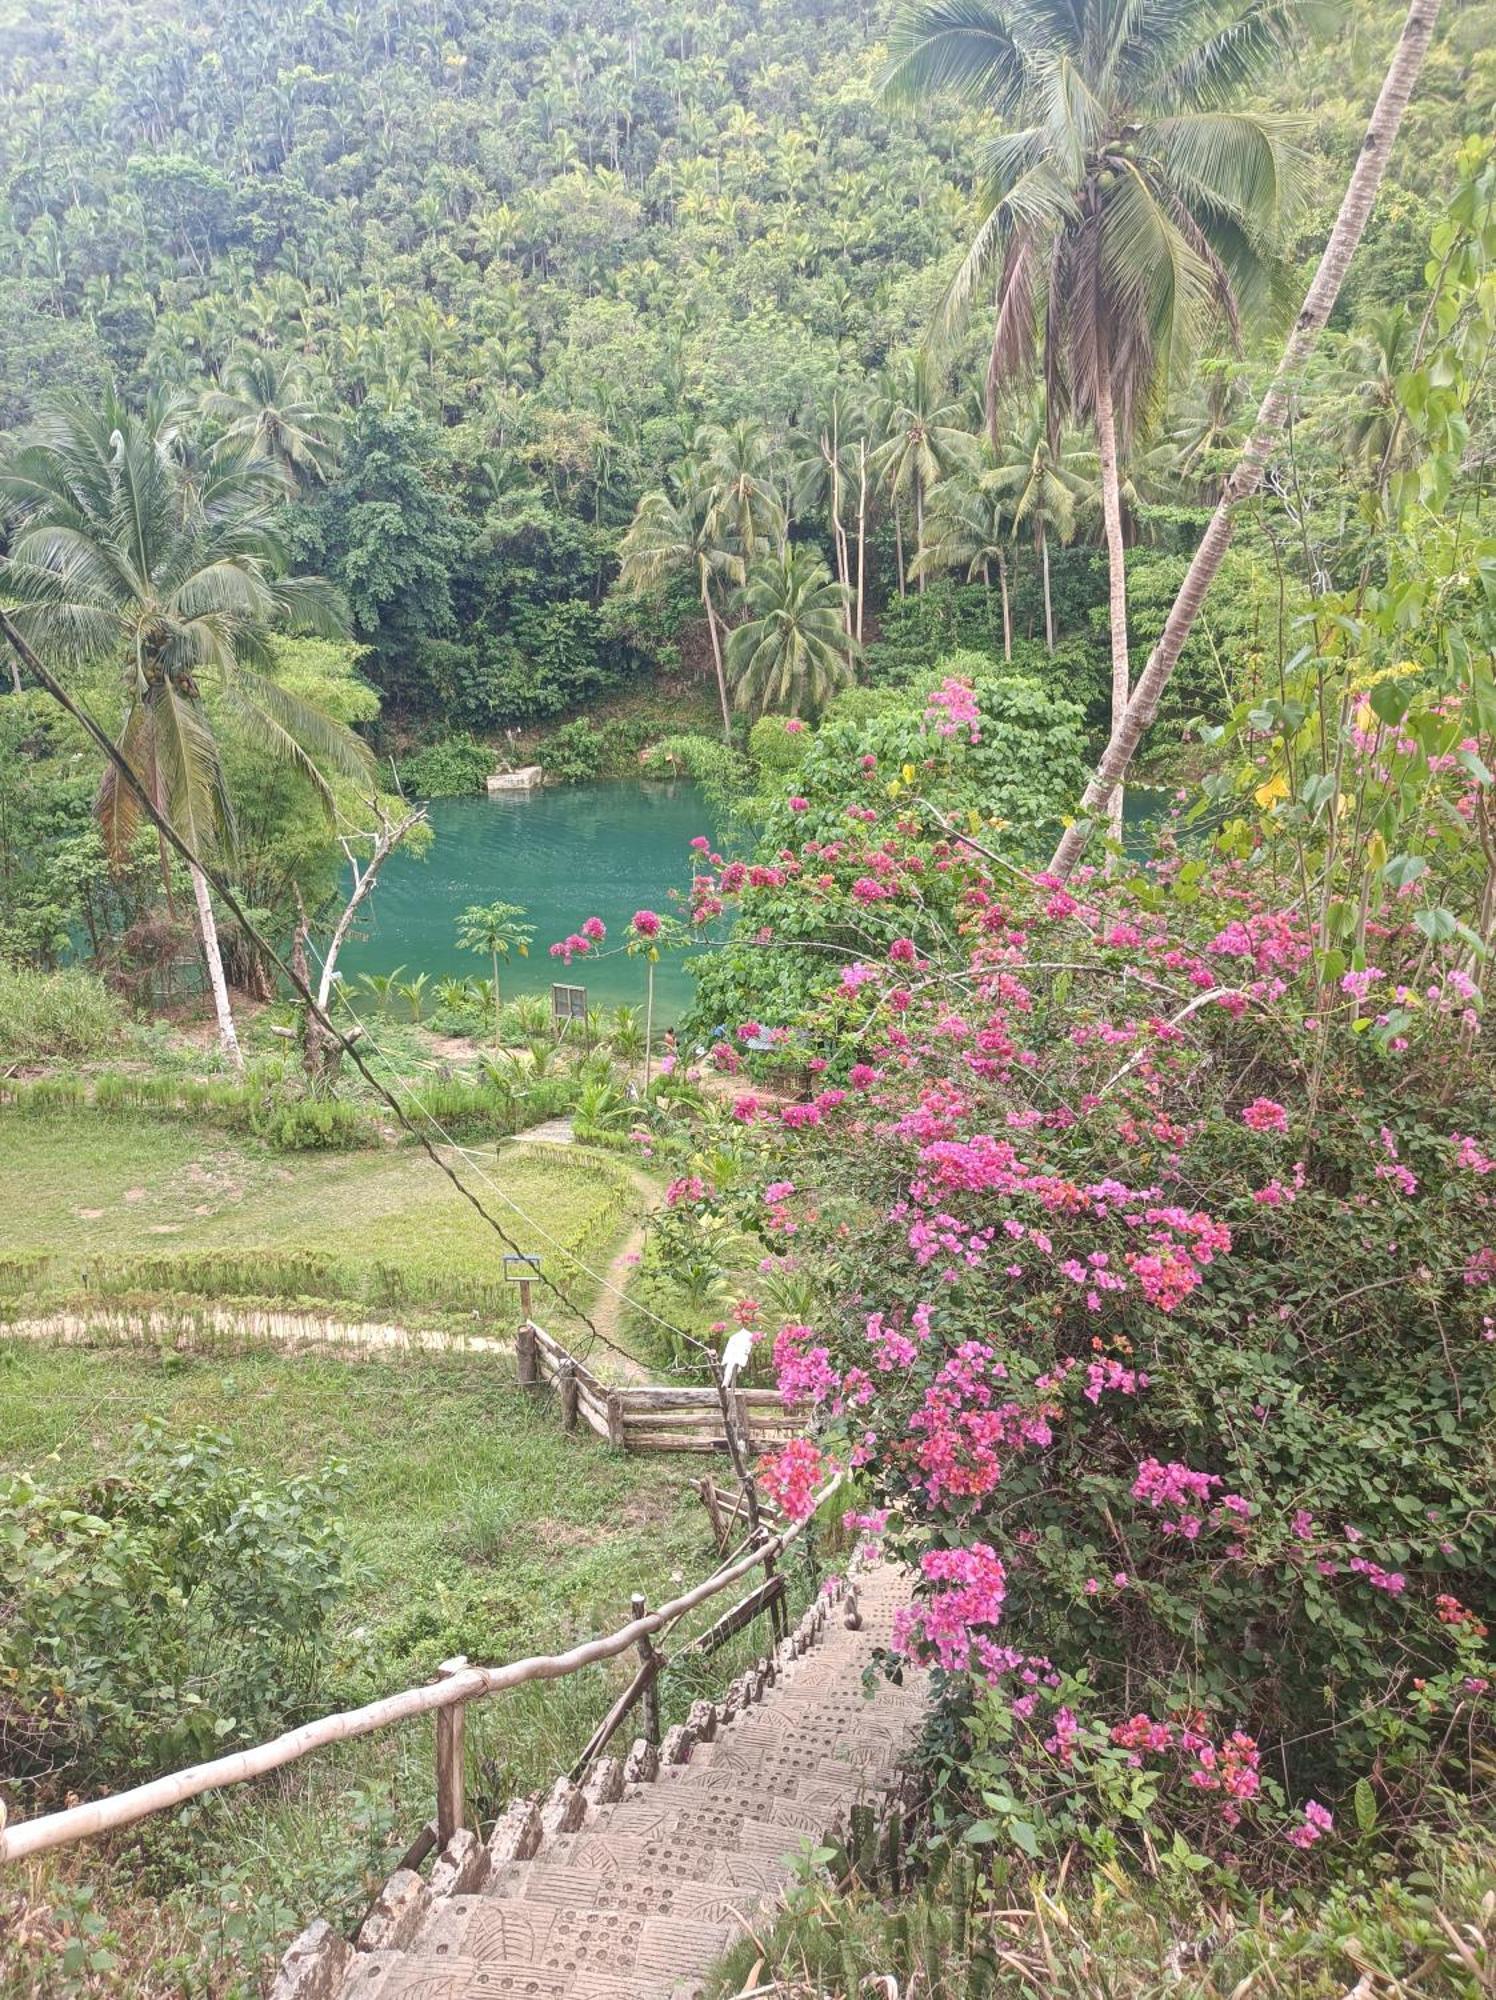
[0, 1475, 841, 1865]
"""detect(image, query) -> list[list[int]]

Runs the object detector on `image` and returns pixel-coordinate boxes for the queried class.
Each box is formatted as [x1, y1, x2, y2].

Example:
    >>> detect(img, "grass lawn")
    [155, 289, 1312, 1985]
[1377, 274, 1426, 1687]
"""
[0, 1108, 810, 1995]
[0, 1338, 801, 1998]
[0, 1112, 636, 1323]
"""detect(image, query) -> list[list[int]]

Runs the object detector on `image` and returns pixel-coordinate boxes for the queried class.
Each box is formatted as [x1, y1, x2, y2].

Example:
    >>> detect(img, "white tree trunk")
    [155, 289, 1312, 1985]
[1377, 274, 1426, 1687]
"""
[997, 547, 1013, 662]
[1048, 0, 1443, 880]
[1094, 362, 1130, 852]
[855, 443, 868, 644]
[1040, 528, 1054, 652]
[703, 584, 732, 745]
[191, 862, 243, 1072]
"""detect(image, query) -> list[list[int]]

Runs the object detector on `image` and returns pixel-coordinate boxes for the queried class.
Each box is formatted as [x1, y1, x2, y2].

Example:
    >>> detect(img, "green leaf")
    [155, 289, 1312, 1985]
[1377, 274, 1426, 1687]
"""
[1008, 1819, 1040, 1858]
[1380, 854, 1427, 888]
[1354, 1777, 1377, 1833]
[1414, 907, 1457, 942]
[1367, 679, 1414, 726]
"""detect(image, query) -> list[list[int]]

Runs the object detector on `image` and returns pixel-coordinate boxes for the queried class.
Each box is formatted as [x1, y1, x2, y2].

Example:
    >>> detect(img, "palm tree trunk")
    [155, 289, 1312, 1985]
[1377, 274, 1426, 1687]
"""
[996, 547, 1012, 662]
[492, 948, 501, 1043]
[914, 481, 926, 595]
[190, 861, 243, 1071]
[1094, 360, 1130, 852]
[702, 582, 732, 746]
[855, 443, 868, 644]
[1049, 0, 1442, 880]
[893, 506, 906, 600]
[1040, 526, 1054, 653]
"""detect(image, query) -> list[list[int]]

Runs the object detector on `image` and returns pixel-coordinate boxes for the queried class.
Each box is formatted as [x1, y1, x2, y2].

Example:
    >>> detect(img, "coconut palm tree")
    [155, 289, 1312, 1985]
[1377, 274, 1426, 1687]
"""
[989, 404, 1081, 652]
[696, 419, 785, 563]
[619, 467, 742, 744]
[872, 354, 973, 595]
[0, 389, 371, 1068]
[1047, 0, 1444, 879]
[886, 0, 1309, 836]
[725, 547, 855, 721]
[201, 348, 344, 492]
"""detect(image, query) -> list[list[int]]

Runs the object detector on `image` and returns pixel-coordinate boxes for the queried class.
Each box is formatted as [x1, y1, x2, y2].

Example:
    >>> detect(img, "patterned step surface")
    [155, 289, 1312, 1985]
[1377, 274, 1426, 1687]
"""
[273, 1560, 924, 2000]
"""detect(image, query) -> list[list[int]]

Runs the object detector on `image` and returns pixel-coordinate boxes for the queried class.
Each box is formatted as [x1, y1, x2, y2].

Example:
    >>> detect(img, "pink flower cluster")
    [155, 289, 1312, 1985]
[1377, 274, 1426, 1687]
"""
[1286, 1800, 1334, 1849]
[772, 1322, 839, 1409]
[1241, 1097, 1290, 1133]
[756, 1437, 828, 1522]
[923, 676, 982, 745]
[893, 1542, 1007, 1673]
[1132, 1458, 1250, 1539]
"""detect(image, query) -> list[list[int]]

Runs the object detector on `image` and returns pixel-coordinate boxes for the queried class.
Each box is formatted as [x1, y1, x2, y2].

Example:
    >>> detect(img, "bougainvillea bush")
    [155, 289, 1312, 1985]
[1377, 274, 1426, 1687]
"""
[666, 783, 1495, 1877]
[683, 660, 1087, 1037]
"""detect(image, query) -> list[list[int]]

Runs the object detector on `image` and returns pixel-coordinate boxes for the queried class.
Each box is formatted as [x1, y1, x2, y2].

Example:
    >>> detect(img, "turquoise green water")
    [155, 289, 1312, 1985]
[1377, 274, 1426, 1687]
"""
[339, 782, 713, 1018]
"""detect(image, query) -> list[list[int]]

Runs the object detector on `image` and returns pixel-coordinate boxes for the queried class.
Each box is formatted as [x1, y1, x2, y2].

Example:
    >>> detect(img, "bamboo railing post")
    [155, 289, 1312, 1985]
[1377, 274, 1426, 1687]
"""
[560, 1362, 579, 1433]
[631, 1592, 661, 1745]
[516, 1319, 538, 1388]
[434, 1656, 468, 1846]
[697, 1476, 727, 1553]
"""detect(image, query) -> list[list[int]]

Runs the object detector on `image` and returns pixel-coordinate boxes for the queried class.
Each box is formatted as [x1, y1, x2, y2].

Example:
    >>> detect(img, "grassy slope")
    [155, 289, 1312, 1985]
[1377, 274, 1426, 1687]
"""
[0, 1107, 766, 1994]
[0, 1113, 633, 1322]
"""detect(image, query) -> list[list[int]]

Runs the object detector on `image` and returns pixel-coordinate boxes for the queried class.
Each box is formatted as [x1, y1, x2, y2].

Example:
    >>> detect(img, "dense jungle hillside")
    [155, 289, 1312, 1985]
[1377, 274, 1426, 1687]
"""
[0, 0, 1488, 738]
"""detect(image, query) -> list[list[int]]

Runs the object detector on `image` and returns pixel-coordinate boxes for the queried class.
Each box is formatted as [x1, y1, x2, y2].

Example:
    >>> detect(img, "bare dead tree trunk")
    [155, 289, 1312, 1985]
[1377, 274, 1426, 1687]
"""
[1048, 0, 1443, 880]
[298, 802, 426, 1084]
[1094, 361, 1130, 852]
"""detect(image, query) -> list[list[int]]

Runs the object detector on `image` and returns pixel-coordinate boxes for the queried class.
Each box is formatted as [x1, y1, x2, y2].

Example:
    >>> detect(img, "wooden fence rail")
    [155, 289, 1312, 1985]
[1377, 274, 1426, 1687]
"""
[518, 1319, 804, 1453]
[0, 1475, 839, 1868]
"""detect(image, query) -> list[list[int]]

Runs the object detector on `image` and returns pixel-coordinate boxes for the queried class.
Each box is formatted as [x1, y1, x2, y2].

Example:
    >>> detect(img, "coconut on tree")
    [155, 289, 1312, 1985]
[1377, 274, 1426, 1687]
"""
[885, 0, 1309, 838]
[0, 388, 372, 1069]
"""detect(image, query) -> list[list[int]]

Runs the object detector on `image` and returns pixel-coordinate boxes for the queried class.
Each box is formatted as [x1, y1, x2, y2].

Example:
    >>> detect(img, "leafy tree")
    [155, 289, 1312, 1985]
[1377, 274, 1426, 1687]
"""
[456, 899, 535, 1040]
[0, 391, 371, 1066]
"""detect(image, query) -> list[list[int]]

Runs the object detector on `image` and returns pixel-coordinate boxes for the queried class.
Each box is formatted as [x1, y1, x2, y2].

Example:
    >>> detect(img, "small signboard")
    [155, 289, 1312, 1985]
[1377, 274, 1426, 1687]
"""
[551, 982, 588, 1033]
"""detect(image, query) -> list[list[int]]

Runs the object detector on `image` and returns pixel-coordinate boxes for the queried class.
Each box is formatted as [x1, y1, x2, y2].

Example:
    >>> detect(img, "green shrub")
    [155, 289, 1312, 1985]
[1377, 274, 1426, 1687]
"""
[748, 713, 811, 776]
[0, 966, 125, 1066]
[537, 717, 606, 783]
[0, 1422, 349, 1796]
[399, 733, 494, 797]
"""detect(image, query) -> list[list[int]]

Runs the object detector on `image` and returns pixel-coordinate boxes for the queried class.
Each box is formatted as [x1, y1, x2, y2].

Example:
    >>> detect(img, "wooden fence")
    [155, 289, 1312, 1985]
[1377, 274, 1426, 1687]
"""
[518, 1319, 805, 1454]
[0, 1476, 839, 1869]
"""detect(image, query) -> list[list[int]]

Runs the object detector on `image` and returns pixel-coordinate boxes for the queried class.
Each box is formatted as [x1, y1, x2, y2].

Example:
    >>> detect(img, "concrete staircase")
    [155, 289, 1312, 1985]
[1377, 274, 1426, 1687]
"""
[274, 1561, 924, 2000]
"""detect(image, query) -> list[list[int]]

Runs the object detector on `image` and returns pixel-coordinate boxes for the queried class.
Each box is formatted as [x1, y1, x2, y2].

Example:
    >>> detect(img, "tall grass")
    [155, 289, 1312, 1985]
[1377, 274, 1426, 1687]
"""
[0, 966, 125, 1067]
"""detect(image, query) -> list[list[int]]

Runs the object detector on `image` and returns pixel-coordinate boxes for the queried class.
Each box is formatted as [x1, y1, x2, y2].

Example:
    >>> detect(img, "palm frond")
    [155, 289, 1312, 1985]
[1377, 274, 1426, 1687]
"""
[95, 698, 156, 864]
[235, 667, 377, 789]
[883, 0, 1033, 116]
[1148, 1, 1334, 111]
[1152, 110, 1308, 230]
[150, 678, 236, 861]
